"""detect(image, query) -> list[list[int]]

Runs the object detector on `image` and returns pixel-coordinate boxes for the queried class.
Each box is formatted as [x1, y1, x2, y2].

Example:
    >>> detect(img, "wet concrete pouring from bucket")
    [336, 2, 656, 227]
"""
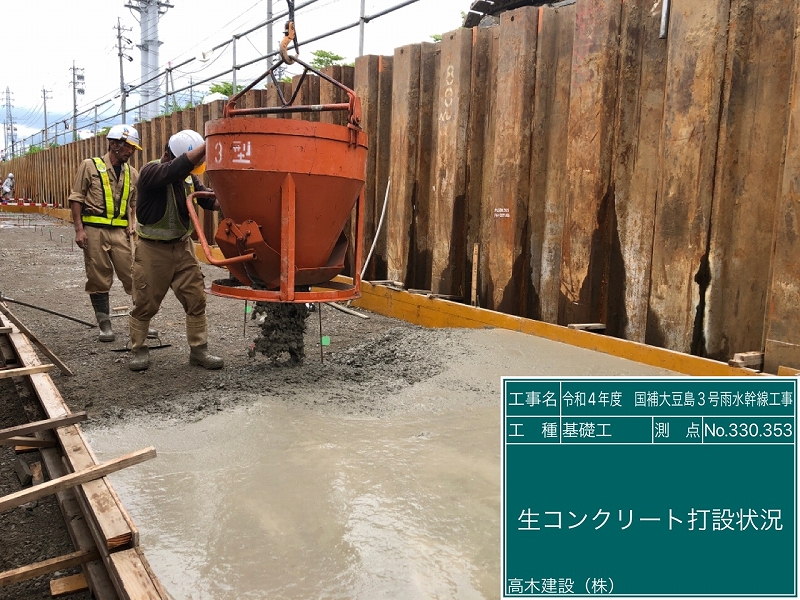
[250, 301, 311, 364]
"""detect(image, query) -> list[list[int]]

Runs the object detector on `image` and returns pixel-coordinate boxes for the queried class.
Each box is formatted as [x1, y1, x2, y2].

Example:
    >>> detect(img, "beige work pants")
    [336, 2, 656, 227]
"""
[130, 238, 207, 322]
[82, 225, 133, 295]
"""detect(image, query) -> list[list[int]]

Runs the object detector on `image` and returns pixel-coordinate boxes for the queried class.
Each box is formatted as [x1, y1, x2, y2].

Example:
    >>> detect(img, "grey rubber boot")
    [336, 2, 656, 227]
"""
[90, 293, 115, 342]
[186, 314, 224, 370]
[128, 316, 151, 371]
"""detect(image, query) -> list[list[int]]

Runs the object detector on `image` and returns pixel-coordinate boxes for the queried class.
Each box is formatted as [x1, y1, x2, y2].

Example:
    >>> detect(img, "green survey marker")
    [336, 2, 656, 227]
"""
[321, 336, 331, 346]
[502, 376, 798, 597]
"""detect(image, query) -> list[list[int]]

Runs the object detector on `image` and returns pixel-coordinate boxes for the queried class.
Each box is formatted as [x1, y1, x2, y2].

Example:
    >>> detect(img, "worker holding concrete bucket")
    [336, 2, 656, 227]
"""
[129, 129, 224, 372]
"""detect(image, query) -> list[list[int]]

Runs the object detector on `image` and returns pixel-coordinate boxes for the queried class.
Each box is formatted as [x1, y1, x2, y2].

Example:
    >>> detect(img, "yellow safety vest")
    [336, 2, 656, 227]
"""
[137, 160, 196, 241]
[81, 158, 130, 227]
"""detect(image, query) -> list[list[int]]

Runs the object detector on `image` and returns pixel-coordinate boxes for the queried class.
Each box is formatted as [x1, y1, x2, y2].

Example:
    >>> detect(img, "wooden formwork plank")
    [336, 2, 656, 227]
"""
[648, 0, 731, 353]
[486, 6, 539, 314]
[530, 4, 575, 323]
[0, 448, 155, 513]
[7, 330, 137, 550]
[0, 549, 99, 588]
[50, 573, 89, 597]
[386, 44, 422, 285]
[108, 549, 165, 600]
[430, 27, 473, 297]
[411, 42, 441, 291]
[611, 0, 668, 342]
[354, 55, 381, 280]
[559, 0, 623, 327]
[38, 445, 120, 599]
[705, 0, 795, 361]
[764, 1, 800, 374]
[468, 25, 500, 309]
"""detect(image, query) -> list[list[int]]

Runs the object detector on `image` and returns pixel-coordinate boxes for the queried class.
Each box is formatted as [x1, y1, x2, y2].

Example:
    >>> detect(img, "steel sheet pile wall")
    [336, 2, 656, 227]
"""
[360, 0, 800, 372]
[3, 1, 800, 371]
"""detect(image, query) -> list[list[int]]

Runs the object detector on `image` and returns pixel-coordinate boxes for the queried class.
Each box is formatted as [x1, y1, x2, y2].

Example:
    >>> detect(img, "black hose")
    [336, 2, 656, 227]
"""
[0, 294, 97, 328]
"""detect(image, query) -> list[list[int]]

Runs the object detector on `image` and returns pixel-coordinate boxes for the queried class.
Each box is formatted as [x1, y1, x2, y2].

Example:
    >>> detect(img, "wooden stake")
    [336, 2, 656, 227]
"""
[0, 411, 87, 442]
[0, 447, 156, 513]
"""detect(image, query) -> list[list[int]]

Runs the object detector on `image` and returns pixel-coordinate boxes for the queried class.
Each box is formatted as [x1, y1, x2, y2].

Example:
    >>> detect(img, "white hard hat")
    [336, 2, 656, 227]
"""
[107, 124, 142, 150]
[7, 173, 12, 178]
[169, 130, 205, 174]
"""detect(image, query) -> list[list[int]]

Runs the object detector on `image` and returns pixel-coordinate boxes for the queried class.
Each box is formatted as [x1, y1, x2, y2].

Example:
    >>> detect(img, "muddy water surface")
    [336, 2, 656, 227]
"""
[87, 328, 674, 599]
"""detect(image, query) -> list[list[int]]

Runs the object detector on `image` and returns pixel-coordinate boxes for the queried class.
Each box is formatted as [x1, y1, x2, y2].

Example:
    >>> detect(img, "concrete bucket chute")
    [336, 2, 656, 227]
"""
[189, 45, 367, 304]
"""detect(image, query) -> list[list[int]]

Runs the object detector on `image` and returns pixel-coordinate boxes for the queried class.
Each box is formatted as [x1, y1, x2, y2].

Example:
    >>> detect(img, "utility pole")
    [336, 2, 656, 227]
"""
[358, 0, 366, 57]
[267, 0, 273, 65]
[4, 88, 16, 158]
[124, 0, 174, 120]
[41, 88, 51, 147]
[116, 18, 134, 124]
[70, 61, 85, 142]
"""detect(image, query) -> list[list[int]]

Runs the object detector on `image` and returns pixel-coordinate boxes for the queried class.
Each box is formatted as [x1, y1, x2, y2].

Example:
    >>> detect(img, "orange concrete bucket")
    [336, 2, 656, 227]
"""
[190, 59, 367, 303]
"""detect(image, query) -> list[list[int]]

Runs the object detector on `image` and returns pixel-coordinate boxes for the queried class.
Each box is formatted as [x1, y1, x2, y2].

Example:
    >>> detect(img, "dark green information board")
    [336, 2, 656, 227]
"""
[502, 377, 798, 597]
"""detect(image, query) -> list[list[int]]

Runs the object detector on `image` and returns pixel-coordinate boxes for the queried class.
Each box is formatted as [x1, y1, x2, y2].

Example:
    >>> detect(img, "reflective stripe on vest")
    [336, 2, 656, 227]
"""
[81, 158, 130, 227]
[136, 168, 196, 241]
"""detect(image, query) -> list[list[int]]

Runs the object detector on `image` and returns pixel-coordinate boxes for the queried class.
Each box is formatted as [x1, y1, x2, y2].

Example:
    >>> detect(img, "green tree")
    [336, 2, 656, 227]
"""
[209, 82, 244, 97]
[310, 50, 346, 69]
[25, 145, 43, 155]
[430, 33, 442, 42]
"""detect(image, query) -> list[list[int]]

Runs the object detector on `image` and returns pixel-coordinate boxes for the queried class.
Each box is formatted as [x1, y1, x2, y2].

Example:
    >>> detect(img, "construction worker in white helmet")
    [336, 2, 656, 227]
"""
[1, 172, 14, 199]
[128, 129, 224, 372]
[68, 124, 155, 342]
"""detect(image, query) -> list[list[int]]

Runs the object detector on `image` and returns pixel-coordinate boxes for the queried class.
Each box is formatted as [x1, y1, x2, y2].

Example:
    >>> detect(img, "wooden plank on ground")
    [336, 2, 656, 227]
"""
[611, 0, 668, 342]
[1, 436, 56, 448]
[0, 447, 156, 512]
[37, 443, 121, 600]
[530, 3, 576, 322]
[705, 0, 795, 361]
[0, 364, 54, 379]
[386, 44, 422, 285]
[486, 6, 539, 315]
[777, 366, 800, 376]
[0, 549, 99, 588]
[108, 549, 166, 600]
[50, 573, 89, 597]
[8, 328, 138, 550]
[558, 0, 622, 327]
[647, 0, 731, 353]
[0, 411, 86, 441]
[430, 27, 473, 297]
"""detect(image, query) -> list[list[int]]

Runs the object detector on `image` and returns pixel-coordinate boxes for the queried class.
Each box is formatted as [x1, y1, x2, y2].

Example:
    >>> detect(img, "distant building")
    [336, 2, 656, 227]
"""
[463, 0, 572, 28]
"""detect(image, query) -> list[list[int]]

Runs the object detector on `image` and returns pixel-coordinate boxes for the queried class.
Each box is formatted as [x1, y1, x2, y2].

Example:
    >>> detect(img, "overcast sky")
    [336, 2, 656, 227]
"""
[1, 0, 472, 151]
